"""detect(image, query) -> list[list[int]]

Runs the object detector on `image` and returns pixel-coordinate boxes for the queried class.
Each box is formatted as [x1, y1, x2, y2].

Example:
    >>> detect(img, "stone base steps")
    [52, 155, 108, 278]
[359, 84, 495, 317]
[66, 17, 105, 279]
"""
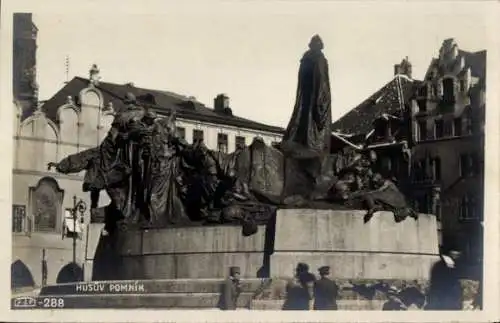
[25, 279, 392, 310]
[13, 293, 384, 310]
[18, 292, 254, 309]
[250, 299, 387, 311]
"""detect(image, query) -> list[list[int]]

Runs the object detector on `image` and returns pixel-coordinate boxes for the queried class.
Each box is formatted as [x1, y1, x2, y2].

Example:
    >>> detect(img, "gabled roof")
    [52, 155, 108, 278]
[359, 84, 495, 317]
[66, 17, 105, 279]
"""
[331, 75, 420, 135]
[39, 77, 284, 134]
[459, 49, 486, 85]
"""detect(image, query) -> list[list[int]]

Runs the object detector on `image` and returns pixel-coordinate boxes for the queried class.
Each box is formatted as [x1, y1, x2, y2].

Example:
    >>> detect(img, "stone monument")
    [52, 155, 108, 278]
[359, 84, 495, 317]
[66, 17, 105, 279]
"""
[40, 35, 441, 310]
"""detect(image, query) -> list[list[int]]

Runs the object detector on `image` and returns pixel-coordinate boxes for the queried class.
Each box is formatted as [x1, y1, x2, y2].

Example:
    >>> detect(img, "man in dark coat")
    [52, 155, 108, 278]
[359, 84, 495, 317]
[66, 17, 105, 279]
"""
[313, 266, 339, 310]
[425, 249, 463, 310]
[282, 263, 316, 310]
[218, 266, 242, 310]
[382, 286, 407, 311]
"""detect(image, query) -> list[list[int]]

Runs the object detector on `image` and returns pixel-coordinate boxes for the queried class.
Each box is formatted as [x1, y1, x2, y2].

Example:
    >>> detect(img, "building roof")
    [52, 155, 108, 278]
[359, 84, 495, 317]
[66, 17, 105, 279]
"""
[39, 77, 284, 134]
[331, 75, 420, 135]
[459, 49, 486, 84]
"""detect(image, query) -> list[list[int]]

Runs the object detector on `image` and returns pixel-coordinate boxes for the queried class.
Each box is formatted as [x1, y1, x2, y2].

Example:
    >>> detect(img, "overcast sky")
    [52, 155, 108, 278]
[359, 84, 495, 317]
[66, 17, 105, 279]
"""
[26, 1, 492, 127]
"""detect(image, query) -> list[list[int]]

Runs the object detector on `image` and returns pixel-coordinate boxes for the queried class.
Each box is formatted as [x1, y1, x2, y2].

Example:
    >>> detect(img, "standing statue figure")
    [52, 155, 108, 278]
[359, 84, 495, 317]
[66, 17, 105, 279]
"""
[281, 35, 332, 158]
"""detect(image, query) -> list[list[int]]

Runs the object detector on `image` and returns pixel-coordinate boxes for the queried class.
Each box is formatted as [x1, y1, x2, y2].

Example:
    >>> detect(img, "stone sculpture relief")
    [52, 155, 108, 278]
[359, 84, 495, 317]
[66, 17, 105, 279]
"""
[49, 35, 416, 235]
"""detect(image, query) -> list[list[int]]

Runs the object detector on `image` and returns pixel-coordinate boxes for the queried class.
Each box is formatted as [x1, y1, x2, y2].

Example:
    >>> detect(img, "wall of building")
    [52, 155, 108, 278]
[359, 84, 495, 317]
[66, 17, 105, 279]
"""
[409, 39, 485, 266]
[11, 83, 282, 289]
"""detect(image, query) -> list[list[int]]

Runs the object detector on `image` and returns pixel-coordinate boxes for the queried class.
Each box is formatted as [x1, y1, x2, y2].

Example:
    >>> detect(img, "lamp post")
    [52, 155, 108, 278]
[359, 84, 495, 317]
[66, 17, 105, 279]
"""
[71, 196, 87, 269]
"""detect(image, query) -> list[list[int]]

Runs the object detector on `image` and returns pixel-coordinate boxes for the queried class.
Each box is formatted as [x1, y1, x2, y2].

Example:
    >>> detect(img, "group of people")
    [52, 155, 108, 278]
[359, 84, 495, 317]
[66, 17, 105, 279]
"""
[282, 263, 339, 311]
[217, 263, 340, 311]
[218, 250, 482, 311]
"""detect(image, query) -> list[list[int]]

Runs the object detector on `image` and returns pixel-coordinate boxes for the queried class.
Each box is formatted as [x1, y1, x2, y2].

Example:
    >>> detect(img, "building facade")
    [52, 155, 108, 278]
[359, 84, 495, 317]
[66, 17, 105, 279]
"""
[409, 39, 485, 268]
[11, 15, 283, 289]
[332, 39, 486, 274]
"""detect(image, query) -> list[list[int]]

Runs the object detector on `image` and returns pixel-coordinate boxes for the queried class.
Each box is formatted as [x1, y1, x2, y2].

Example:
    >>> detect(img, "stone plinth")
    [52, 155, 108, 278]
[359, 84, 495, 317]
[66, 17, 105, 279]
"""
[271, 209, 440, 280]
[112, 225, 268, 279]
[90, 209, 439, 281]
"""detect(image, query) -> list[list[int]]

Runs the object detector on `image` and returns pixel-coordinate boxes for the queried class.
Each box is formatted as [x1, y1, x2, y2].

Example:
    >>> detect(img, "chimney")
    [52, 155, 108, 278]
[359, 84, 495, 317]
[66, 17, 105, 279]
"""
[214, 94, 230, 112]
[394, 56, 412, 79]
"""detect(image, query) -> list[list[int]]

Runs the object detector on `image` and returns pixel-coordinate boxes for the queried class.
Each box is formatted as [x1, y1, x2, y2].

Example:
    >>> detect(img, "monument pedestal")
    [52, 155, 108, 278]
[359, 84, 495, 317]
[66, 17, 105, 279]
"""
[113, 225, 269, 279]
[100, 209, 439, 281]
[270, 209, 439, 280]
[27, 209, 445, 310]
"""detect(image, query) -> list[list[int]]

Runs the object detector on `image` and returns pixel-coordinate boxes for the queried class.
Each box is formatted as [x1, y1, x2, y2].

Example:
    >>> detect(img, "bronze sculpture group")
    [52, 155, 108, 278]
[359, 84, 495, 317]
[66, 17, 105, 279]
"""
[48, 35, 416, 236]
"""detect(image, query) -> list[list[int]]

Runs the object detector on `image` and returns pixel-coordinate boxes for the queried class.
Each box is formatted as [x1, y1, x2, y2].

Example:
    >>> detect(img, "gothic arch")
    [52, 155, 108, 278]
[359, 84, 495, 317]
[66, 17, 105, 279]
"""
[57, 104, 80, 144]
[11, 259, 35, 289]
[56, 262, 84, 284]
[78, 87, 104, 146]
[19, 111, 60, 141]
[78, 87, 104, 109]
[57, 103, 81, 123]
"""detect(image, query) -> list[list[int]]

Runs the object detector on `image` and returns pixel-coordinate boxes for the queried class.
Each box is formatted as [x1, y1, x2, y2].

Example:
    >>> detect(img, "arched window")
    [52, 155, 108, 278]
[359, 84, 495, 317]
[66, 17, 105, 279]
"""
[30, 177, 64, 232]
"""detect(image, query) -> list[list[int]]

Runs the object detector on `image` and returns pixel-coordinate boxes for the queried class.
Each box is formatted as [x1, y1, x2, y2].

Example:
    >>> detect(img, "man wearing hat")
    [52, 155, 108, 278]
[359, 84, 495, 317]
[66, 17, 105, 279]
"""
[382, 286, 407, 311]
[425, 248, 463, 310]
[313, 266, 339, 310]
[218, 266, 242, 310]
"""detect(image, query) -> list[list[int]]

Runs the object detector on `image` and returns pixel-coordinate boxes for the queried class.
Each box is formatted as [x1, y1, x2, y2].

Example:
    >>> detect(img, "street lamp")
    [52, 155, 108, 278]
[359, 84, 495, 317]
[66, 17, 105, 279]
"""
[70, 196, 87, 270]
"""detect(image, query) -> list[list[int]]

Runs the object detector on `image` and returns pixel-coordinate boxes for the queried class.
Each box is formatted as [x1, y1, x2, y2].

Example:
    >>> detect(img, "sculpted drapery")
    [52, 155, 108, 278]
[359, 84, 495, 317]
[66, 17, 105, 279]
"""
[51, 35, 417, 233]
[282, 35, 332, 159]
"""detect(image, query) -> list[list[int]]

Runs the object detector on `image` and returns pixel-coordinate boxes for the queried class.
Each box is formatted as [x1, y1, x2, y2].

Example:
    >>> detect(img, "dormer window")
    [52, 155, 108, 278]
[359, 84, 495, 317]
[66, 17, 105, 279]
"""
[417, 120, 427, 141]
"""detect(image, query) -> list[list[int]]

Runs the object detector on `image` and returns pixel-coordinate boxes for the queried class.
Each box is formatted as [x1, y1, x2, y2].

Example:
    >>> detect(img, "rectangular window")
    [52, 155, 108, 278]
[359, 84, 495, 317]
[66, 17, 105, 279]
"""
[417, 99, 427, 112]
[235, 136, 246, 150]
[471, 153, 481, 175]
[465, 109, 473, 135]
[192, 129, 204, 144]
[434, 120, 444, 139]
[431, 158, 441, 181]
[460, 154, 474, 177]
[460, 79, 467, 92]
[12, 205, 26, 233]
[453, 117, 462, 136]
[176, 127, 186, 140]
[418, 86, 428, 98]
[413, 160, 423, 182]
[442, 78, 455, 104]
[417, 120, 427, 141]
[459, 194, 479, 221]
[217, 133, 228, 153]
[444, 120, 453, 137]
